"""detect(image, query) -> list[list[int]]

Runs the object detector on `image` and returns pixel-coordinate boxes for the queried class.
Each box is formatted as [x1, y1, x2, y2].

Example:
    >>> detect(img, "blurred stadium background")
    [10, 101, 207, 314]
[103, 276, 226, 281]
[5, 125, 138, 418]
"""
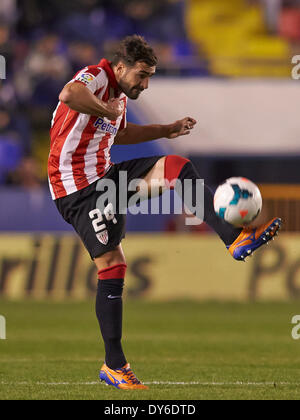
[2, 0, 300, 401]
[0, 0, 300, 302]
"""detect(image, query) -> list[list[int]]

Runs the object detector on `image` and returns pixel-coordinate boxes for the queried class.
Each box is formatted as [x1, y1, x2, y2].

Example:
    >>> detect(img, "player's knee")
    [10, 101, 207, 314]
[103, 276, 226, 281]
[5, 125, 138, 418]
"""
[95, 246, 126, 270]
[164, 155, 190, 188]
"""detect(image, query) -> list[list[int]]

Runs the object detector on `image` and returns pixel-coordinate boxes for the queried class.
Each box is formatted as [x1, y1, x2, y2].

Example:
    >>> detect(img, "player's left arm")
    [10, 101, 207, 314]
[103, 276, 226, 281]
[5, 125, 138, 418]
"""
[114, 117, 197, 145]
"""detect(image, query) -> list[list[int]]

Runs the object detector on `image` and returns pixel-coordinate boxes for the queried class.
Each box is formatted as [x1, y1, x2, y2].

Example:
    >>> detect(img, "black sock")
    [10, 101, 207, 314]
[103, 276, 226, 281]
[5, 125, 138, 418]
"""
[96, 267, 127, 370]
[177, 161, 242, 246]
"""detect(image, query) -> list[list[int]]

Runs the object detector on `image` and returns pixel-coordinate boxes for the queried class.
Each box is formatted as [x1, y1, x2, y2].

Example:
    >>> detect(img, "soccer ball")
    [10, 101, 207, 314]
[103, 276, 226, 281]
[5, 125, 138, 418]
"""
[214, 177, 262, 227]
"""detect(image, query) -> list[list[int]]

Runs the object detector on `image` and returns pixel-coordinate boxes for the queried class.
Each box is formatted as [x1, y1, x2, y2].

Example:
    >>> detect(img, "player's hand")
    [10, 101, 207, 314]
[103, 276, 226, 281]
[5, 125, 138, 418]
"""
[105, 98, 124, 121]
[166, 117, 197, 139]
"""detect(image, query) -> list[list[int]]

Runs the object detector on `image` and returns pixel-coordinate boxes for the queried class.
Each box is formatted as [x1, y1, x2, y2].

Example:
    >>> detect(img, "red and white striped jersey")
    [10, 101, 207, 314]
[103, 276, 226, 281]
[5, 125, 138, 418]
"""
[48, 59, 127, 200]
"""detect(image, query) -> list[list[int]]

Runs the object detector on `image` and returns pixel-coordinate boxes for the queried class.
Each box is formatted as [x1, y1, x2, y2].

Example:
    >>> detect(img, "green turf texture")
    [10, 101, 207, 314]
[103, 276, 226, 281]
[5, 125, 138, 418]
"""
[0, 300, 300, 400]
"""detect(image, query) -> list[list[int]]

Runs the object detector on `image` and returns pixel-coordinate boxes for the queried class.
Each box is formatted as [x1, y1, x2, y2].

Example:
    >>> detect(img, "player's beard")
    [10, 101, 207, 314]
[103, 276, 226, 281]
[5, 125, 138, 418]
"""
[128, 88, 143, 100]
[119, 80, 143, 100]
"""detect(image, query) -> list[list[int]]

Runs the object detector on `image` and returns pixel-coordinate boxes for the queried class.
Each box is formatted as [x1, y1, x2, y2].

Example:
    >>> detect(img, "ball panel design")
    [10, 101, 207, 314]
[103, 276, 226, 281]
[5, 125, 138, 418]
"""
[213, 177, 262, 227]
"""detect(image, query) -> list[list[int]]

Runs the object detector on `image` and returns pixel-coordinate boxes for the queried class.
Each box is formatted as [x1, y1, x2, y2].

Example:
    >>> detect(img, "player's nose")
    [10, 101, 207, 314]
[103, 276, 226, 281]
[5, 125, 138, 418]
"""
[141, 79, 149, 90]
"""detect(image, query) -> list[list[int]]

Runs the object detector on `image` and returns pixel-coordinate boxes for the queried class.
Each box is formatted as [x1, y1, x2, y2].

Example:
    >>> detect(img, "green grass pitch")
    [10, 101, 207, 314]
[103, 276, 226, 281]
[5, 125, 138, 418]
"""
[0, 300, 300, 400]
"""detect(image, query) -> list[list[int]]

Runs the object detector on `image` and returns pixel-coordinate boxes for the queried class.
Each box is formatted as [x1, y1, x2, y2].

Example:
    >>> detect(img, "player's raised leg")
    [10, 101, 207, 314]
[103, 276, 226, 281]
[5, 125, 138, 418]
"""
[94, 245, 148, 390]
[142, 156, 243, 245]
[142, 155, 282, 261]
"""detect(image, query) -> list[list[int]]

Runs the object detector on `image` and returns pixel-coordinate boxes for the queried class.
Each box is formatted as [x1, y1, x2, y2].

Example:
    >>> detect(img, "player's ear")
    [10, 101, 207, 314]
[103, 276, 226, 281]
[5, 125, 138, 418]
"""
[115, 61, 126, 77]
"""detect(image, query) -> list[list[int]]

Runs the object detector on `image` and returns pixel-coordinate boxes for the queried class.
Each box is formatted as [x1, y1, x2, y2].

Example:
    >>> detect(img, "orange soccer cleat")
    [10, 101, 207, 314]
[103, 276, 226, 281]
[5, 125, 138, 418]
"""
[99, 363, 149, 390]
[227, 217, 282, 261]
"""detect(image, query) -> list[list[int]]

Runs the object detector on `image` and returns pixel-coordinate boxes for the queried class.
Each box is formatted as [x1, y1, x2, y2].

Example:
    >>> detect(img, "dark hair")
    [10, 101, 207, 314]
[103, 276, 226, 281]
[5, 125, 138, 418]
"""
[111, 35, 157, 67]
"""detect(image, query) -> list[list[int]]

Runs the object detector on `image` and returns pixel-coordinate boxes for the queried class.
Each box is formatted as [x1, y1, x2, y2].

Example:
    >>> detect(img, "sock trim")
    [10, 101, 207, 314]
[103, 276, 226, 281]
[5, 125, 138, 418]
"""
[98, 263, 127, 280]
[164, 155, 190, 189]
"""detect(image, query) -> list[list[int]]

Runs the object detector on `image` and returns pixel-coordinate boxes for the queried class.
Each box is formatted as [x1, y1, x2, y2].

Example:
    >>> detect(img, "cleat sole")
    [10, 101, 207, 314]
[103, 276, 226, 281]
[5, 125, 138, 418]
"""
[231, 217, 282, 261]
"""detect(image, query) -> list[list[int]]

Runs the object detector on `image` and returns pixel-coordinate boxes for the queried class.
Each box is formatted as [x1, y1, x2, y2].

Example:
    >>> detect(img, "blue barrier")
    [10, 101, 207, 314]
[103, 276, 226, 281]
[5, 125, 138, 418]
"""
[0, 187, 174, 232]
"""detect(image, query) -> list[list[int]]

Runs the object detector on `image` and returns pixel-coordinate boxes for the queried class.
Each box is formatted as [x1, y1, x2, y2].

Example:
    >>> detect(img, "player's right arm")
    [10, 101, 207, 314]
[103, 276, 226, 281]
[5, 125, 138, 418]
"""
[59, 82, 123, 121]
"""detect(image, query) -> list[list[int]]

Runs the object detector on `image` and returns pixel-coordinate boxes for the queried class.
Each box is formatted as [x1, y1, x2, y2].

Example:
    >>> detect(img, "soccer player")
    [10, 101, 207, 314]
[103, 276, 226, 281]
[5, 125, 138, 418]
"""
[48, 35, 281, 390]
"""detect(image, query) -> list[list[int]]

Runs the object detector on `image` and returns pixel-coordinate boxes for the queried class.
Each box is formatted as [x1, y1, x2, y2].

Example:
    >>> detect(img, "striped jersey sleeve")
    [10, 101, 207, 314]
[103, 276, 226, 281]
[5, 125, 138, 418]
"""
[48, 63, 128, 200]
[71, 65, 106, 93]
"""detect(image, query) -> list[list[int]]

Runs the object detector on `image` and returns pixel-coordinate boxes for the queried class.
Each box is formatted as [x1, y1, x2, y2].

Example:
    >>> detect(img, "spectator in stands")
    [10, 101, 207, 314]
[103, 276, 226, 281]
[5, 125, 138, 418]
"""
[68, 41, 99, 73]
[14, 33, 71, 108]
[106, 0, 188, 65]
[0, 21, 13, 73]
[259, 0, 300, 37]
[278, 0, 300, 42]
[260, 0, 283, 33]
[5, 156, 44, 190]
[0, 80, 18, 110]
[0, 0, 16, 24]
[108, 0, 186, 43]
[57, 1, 107, 44]
[2, 0, 204, 188]
[0, 107, 25, 184]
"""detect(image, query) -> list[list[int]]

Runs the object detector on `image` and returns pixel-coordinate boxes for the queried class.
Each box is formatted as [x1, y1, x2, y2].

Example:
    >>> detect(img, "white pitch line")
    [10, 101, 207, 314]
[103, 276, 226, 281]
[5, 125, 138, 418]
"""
[0, 381, 300, 387]
[145, 381, 300, 386]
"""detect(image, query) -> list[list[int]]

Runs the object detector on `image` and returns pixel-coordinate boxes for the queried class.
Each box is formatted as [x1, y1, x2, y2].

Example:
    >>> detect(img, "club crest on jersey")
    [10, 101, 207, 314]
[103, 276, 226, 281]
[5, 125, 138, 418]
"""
[77, 73, 94, 84]
[96, 230, 109, 245]
[94, 117, 118, 135]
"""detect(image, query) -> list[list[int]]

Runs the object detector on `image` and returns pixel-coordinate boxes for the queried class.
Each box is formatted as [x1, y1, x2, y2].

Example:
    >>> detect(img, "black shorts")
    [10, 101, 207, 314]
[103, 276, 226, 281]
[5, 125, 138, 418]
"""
[55, 156, 163, 259]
